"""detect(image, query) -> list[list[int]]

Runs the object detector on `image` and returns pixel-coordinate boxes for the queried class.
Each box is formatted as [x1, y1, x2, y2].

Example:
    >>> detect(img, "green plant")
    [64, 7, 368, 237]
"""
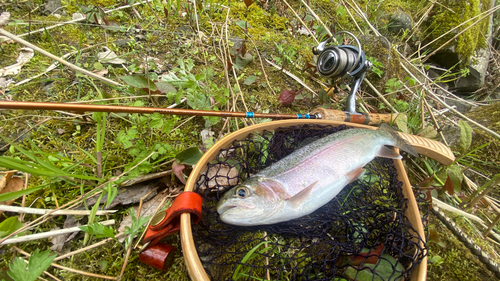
[123, 207, 150, 251]
[7, 249, 56, 281]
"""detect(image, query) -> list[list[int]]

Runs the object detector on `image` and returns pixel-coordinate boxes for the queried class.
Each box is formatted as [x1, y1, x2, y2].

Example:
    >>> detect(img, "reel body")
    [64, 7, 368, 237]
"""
[312, 32, 372, 114]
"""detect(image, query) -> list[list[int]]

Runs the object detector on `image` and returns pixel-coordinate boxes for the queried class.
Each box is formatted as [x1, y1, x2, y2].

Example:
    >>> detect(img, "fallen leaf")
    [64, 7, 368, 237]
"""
[0, 12, 10, 27]
[243, 0, 254, 8]
[243, 75, 258, 85]
[49, 226, 66, 253]
[0, 176, 24, 211]
[172, 162, 186, 184]
[443, 175, 455, 195]
[92, 67, 108, 76]
[278, 90, 297, 105]
[86, 181, 158, 209]
[0, 48, 34, 76]
[98, 47, 125, 64]
[0, 172, 14, 194]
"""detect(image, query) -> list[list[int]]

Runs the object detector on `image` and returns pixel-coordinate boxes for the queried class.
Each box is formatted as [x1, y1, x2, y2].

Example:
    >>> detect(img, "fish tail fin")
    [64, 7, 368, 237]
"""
[379, 123, 419, 157]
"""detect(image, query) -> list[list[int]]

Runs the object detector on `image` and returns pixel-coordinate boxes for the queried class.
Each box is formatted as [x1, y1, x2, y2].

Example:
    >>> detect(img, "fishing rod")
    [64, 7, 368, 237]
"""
[0, 31, 395, 125]
[0, 101, 397, 125]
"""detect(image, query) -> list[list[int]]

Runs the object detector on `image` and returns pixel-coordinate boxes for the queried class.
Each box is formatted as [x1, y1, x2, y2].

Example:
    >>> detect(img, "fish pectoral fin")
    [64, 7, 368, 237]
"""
[347, 167, 366, 183]
[287, 181, 318, 207]
[377, 146, 402, 159]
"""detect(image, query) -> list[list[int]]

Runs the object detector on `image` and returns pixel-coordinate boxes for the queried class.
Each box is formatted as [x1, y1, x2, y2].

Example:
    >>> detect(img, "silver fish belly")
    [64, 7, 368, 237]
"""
[217, 128, 416, 226]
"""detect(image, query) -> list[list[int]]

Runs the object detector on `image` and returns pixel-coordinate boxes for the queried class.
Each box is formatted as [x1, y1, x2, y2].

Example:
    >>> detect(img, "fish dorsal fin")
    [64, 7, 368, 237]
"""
[347, 167, 366, 183]
[287, 181, 318, 207]
[377, 146, 402, 159]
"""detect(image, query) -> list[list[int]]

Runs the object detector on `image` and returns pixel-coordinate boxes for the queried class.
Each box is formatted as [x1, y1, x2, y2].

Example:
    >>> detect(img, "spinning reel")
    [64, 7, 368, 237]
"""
[312, 31, 372, 114]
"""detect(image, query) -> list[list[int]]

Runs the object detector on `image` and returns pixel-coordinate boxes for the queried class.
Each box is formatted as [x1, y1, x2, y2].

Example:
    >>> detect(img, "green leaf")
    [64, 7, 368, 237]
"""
[234, 53, 253, 70]
[446, 164, 463, 193]
[235, 20, 250, 31]
[0, 184, 47, 203]
[175, 147, 203, 166]
[0, 157, 57, 177]
[79, 222, 116, 239]
[243, 75, 258, 85]
[0, 217, 24, 239]
[124, 208, 150, 250]
[458, 119, 472, 153]
[118, 75, 157, 92]
[8, 249, 56, 281]
[394, 113, 408, 134]
[154, 81, 177, 94]
[105, 183, 118, 208]
[420, 126, 438, 139]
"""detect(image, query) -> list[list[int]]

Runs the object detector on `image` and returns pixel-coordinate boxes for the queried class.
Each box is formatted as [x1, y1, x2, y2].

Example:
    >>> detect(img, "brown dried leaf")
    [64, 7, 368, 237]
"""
[0, 172, 14, 194]
[172, 162, 187, 184]
[444, 175, 455, 195]
[0, 176, 24, 216]
[0, 176, 23, 205]
[278, 90, 297, 105]
[244, 0, 254, 8]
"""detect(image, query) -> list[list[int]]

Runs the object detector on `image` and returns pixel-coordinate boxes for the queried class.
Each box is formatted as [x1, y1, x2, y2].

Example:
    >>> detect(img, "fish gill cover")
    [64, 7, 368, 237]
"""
[193, 124, 429, 281]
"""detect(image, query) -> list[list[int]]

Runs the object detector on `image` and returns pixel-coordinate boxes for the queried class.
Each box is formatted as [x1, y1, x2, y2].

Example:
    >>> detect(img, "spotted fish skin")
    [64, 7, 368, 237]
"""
[217, 127, 417, 226]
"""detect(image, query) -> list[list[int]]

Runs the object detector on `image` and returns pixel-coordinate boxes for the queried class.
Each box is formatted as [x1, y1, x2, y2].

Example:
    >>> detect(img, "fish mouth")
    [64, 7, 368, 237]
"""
[217, 204, 237, 215]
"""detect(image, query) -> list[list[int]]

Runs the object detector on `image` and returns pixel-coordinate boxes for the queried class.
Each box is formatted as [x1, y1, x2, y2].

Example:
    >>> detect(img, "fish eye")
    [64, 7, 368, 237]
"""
[236, 187, 249, 198]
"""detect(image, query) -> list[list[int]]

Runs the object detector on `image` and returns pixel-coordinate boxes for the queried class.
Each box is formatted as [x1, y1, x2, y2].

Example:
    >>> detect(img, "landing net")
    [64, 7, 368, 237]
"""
[192, 124, 428, 281]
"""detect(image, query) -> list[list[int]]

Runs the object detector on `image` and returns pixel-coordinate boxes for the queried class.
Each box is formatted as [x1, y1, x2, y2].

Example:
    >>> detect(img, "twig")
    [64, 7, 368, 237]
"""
[0, 29, 122, 87]
[1, 220, 115, 245]
[14, 247, 118, 280]
[0, 205, 117, 216]
[247, 36, 277, 95]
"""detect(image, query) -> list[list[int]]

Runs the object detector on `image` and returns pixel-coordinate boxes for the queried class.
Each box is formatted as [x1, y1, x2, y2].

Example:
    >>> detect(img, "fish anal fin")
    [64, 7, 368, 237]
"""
[377, 146, 402, 159]
[347, 167, 366, 183]
[287, 181, 318, 207]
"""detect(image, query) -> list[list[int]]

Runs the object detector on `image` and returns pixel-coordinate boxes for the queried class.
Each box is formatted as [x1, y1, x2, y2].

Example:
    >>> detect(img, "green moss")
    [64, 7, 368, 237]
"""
[428, 212, 500, 280]
[423, 0, 490, 65]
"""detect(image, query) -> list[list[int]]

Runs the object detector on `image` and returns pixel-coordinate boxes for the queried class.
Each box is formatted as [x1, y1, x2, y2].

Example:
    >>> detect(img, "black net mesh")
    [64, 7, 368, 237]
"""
[192, 124, 428, 281]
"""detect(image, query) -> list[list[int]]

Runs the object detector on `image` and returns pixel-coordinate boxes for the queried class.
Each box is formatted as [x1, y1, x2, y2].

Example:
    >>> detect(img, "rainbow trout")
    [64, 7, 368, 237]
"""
[217, 127, 418, 226]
